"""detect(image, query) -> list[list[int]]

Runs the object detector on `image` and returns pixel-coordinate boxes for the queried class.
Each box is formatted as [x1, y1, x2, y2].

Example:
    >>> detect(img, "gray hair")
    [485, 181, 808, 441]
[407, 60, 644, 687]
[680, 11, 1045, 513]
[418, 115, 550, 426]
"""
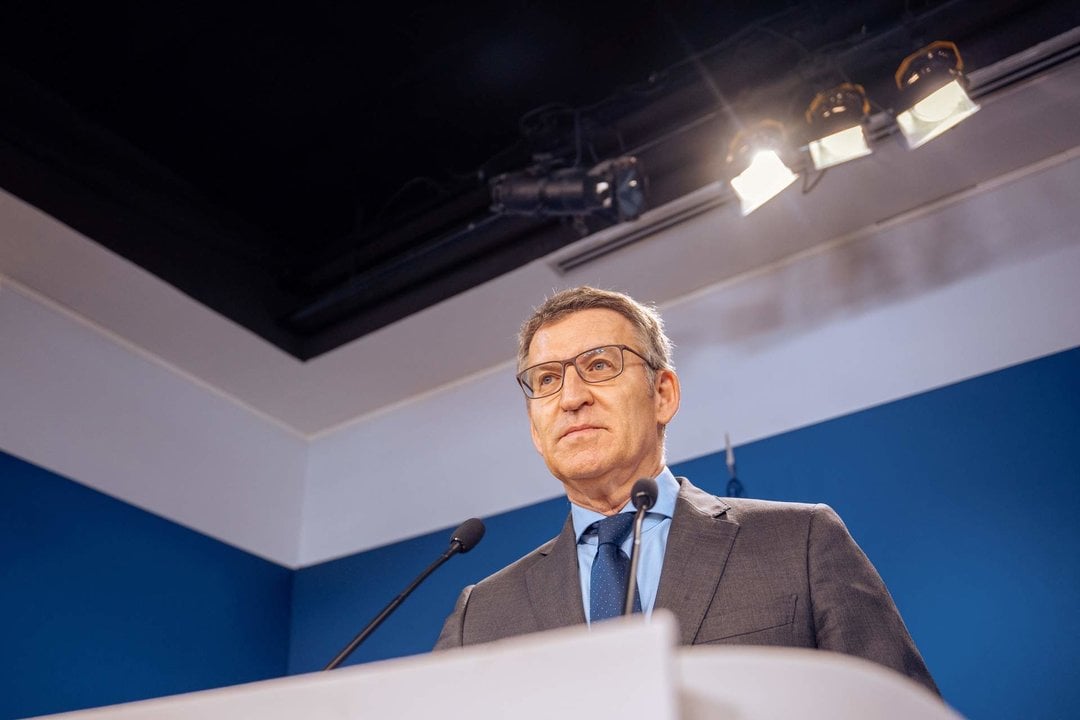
[517, 286, 675, 376]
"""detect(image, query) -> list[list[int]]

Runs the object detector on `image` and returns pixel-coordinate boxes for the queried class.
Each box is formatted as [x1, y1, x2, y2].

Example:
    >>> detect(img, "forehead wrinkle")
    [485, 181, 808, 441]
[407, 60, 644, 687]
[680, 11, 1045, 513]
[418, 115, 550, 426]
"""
[524, 311, 637, 368]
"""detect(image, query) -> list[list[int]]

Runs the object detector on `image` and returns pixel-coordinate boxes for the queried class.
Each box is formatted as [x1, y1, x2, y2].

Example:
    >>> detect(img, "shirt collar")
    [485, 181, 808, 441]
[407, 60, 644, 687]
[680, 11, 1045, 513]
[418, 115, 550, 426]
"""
[571, 466, 679, 542]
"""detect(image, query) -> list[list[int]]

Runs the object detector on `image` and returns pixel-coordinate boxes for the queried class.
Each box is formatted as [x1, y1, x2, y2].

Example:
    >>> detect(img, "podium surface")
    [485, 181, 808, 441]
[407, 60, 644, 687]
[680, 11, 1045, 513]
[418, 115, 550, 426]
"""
[27, 612, 963, 719]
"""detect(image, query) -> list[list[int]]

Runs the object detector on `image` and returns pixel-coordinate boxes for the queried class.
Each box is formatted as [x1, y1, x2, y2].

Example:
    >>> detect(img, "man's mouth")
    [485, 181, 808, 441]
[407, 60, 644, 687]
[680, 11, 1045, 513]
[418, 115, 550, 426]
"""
[560, 425, 602, 440]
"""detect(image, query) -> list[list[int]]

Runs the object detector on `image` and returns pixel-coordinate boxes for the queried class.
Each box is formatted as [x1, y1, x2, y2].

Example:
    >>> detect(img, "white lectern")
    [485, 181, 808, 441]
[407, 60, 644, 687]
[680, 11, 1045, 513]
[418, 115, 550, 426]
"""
[26, 611, 964, 720]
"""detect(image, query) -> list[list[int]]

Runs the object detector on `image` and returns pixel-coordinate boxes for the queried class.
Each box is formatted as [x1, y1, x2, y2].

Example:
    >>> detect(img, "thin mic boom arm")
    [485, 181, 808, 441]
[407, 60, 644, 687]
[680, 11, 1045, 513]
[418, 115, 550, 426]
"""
[624, 509, 648, 616]
[323, 518, 484, 671]
[624, 478, 658, 616]
[324, 546, 456, 671]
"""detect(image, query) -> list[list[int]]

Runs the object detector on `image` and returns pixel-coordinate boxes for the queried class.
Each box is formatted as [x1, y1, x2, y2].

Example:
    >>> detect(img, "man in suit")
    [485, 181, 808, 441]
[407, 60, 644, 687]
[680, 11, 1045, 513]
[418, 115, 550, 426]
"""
[435, 286, 938, 694]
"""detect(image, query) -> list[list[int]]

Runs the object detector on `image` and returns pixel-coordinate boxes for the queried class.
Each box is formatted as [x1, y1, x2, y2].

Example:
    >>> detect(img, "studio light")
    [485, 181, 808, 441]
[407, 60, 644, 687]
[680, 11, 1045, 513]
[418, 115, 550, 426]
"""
[894, 40, 980, 149]
[489, 156, 645, 221]
[805, 83, 872, 170]
[726, 120, 798, 215]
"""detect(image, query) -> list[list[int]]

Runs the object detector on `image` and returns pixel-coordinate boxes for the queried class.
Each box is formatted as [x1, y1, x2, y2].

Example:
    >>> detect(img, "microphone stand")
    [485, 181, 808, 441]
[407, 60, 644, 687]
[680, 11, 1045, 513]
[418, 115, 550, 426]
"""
[324, 518, 484, 671]
[623, 504, 649, 616]
[324, 547, 457, 670]
[623, 478, 658, 617]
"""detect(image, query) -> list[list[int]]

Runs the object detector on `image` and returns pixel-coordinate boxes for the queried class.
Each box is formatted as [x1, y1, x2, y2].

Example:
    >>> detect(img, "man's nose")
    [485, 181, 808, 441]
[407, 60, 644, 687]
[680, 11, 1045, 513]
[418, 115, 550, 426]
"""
[559, 364, 593, 410]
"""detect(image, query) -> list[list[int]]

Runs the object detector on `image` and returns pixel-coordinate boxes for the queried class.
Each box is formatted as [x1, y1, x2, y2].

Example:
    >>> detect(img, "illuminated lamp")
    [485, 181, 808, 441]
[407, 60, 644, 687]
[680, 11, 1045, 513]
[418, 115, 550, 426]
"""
[805, 83, 872, 170]
[726, 120, 798, 215]
[895, 40, 980, 149]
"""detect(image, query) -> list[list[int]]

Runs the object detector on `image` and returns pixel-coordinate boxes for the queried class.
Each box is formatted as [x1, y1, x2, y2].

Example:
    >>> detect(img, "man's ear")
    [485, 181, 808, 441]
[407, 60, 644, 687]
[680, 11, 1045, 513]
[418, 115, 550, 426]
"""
[654, 368, 681, 426]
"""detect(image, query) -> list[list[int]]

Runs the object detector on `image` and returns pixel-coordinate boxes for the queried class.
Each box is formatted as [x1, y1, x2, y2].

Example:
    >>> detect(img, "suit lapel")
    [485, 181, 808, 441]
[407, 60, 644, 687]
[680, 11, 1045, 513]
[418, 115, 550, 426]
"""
[525, 514, 587, 631]
[655, 478, 739, 645]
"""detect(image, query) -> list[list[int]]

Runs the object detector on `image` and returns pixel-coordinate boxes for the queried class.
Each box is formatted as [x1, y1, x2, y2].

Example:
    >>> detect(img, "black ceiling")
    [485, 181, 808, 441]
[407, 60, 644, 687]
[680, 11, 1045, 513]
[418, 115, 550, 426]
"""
[1, 0, 1073, 360]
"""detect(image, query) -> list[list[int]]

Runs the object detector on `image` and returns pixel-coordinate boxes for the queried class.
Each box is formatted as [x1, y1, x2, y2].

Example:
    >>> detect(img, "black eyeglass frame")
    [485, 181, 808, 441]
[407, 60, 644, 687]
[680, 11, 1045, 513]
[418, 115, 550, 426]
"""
[515, 344, 655, 399]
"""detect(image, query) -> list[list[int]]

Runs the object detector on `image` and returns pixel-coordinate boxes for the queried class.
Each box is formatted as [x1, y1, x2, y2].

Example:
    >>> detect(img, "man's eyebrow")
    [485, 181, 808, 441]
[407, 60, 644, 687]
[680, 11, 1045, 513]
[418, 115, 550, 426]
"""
[529, 346, 605, 365]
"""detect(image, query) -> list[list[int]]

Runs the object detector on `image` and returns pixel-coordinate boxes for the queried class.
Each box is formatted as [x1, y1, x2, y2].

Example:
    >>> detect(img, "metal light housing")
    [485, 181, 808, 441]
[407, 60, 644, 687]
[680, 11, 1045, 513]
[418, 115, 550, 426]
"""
[805, 83, 872, 170]
[894, 40, 980, 149]
[726, 120, 798, 215]
[490, 156, 645, 221]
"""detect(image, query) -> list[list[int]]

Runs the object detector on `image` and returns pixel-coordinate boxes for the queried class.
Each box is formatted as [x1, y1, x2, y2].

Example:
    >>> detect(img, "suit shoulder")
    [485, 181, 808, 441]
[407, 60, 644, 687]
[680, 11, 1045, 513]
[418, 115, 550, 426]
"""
[713, 495, 842, 530]
[677, 478, 833, 534]
[725, 502, 862, 553]
[678, 477, 830, 519]
[722, 496, 825, 514]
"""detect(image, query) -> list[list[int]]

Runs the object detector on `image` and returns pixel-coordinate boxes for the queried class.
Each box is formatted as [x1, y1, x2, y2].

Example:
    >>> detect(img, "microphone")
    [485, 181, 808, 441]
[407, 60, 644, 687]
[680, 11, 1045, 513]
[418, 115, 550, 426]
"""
[623, 477, 658, 616]
[323, 517, 486, 670]
[449, 517, 486, 553]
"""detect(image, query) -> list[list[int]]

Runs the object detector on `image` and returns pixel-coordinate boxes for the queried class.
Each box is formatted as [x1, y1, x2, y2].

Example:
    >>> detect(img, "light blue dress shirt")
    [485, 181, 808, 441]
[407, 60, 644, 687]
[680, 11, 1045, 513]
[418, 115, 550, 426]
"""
[571, 466, 678, 623]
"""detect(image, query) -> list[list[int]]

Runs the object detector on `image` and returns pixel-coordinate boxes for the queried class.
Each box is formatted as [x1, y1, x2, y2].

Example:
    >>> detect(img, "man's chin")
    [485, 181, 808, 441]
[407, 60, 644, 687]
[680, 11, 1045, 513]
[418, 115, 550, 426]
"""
[549, 458, 613, 485]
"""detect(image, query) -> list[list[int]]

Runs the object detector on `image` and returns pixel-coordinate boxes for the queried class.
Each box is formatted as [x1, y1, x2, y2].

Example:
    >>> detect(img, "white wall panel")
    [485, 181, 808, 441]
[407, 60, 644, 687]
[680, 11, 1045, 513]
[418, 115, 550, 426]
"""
[665, 153, 1080, 461]
[0, 283, 307, 566]
[301, 365, 551, 563]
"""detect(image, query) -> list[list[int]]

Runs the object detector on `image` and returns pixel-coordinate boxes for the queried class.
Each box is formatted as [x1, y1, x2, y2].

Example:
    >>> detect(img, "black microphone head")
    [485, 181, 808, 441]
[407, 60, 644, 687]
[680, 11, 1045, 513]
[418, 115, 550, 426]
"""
[450, 517, 486, 553]
[631, 477, 658, 511]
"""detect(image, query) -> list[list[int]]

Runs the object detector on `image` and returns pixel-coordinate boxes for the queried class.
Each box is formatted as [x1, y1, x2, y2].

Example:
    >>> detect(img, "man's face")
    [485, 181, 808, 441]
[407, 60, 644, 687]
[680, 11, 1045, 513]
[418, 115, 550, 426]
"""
[524, 308, 679, 506]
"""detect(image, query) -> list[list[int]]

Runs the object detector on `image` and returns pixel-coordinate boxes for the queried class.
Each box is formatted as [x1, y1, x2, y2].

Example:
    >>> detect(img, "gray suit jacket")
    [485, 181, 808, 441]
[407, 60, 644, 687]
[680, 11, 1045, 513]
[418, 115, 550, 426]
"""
[435, 477, 938, 694]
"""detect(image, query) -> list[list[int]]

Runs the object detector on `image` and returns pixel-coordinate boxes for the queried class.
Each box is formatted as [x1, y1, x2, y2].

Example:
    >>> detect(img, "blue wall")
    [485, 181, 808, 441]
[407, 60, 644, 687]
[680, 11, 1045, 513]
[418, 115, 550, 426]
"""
[0, 453, 293, 720]
[290, 347, 1080, 719]
[287, 494, 573, 672]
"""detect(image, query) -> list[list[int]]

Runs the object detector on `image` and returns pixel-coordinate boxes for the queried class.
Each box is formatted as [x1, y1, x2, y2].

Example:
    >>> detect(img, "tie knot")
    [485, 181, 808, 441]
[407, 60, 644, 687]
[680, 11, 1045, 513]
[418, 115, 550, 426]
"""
[595, 513, 635, 546]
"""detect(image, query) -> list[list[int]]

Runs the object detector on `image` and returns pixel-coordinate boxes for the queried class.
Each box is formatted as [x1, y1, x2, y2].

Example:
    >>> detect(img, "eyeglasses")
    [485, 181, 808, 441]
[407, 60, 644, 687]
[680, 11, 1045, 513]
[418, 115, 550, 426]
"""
[516, 344, 654, 399]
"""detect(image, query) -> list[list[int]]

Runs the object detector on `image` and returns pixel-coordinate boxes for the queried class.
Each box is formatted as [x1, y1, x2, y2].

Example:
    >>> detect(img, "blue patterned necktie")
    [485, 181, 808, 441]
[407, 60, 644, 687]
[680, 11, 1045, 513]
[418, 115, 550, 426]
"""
[590, 513, 642, 622]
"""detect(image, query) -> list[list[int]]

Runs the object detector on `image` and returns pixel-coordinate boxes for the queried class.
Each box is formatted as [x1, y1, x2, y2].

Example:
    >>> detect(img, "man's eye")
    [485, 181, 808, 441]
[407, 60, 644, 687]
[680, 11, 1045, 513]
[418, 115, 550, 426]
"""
[587, 359, 611, 372]
[537, 372, 560, 386]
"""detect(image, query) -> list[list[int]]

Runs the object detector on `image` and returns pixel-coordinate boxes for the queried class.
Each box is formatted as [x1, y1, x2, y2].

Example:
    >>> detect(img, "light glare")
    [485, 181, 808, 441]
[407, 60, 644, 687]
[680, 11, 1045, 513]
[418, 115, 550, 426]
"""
[912, 80, 967, 121]
[808, 125, 871, 170]
[730, 150, 797, 215]
[897, 80, 980, 148]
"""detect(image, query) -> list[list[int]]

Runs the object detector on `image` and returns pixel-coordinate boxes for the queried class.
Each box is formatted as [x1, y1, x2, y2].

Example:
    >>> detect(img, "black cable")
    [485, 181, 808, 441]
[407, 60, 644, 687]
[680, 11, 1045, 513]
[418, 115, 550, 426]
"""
[802, 167, 828, 194]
